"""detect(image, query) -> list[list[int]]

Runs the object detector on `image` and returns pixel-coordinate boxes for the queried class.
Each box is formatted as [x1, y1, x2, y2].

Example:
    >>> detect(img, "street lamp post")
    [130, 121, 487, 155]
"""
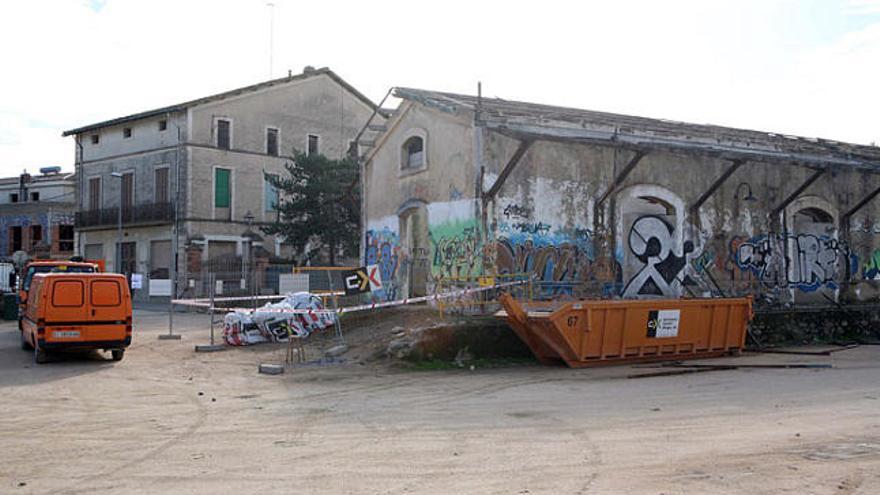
[243, 211, 256, 308]
[110, 172, 123, 274]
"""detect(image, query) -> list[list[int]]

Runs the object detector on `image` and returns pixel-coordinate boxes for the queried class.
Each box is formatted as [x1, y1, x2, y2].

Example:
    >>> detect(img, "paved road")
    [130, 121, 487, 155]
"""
[1, 310, 879, 494]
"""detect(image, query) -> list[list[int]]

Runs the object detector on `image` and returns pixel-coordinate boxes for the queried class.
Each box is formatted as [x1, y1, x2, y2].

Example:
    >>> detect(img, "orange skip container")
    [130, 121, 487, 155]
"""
[497, 294, 753, 368]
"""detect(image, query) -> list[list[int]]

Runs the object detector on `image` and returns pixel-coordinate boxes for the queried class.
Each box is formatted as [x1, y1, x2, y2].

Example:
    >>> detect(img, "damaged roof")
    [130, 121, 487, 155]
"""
[395, 87, 880, 171]
[63, 68, 387, 137]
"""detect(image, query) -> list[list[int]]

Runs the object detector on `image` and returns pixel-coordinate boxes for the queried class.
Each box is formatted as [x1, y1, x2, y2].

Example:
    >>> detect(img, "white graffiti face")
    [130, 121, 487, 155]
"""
[629, 216, 672, 262]
[623, 215, 692, 298]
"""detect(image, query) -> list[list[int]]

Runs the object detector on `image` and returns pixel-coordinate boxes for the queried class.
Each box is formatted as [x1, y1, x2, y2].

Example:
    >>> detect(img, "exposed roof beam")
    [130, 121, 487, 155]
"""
[595, 151, 647, 209]
[482, 139, 533, 202]
[691, 160, 745, 213]
[769, 169, 826, 218]
[842, 184, 880, 220]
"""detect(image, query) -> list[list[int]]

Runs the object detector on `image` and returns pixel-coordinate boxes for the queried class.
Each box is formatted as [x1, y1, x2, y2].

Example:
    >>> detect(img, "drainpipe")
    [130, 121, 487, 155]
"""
[74, 135, 84, 256]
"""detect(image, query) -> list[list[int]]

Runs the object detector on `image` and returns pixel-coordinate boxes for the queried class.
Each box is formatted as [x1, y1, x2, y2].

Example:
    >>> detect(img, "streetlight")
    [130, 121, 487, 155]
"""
[110, 172, 123, 274]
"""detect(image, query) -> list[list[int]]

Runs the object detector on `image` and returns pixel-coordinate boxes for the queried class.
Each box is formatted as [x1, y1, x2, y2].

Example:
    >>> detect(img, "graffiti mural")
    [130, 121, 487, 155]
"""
[365, 227, 403, 300]
[492, 220, 604, 296]
[734, 233, 855, 292]
[502, 203, 532, 219]
[864, 250, 880, 281]
[622, 215, 694, 298]
[430, 220, 484, 278]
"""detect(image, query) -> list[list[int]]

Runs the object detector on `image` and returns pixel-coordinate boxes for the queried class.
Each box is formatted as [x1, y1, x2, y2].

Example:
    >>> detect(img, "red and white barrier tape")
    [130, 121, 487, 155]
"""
[171, 280, 527, 315]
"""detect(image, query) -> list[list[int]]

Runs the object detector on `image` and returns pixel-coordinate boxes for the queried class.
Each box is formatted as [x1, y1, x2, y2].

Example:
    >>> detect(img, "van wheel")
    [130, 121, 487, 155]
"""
[34, 345, 48, 364]
[111, 349, 125, 362]
[20, 330, 32, 350]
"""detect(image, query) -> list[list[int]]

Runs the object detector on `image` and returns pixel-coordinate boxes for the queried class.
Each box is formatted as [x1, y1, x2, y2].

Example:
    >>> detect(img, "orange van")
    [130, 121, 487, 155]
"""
[18, 260, 100, 329]
[20, 273, 132, 364]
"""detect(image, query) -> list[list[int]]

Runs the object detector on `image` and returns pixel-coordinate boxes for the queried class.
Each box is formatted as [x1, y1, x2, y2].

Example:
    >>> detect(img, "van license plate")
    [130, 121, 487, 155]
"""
[53, 330, 80, 338]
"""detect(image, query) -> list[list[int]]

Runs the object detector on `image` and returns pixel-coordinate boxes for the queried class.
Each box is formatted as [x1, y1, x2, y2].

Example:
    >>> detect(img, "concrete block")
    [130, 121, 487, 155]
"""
[158, 334, 182, 340]
[324, 344, 348, 357]
[194, 344, 226, 353]
[259, 363, 284, 375]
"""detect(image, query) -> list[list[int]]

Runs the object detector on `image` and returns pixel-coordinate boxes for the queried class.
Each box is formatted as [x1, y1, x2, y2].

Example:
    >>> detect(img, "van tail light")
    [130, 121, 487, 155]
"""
[37, 318, 45, 336]
[126, 316, 132, 335]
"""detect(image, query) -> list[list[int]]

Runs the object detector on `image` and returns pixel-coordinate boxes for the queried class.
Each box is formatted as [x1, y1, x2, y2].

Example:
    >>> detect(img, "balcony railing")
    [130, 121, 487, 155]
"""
[76, 202, 175, 228]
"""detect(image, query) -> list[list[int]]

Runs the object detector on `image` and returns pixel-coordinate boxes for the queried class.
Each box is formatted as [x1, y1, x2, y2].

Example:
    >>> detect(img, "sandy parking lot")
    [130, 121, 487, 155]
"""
[1, 309, 879, 494]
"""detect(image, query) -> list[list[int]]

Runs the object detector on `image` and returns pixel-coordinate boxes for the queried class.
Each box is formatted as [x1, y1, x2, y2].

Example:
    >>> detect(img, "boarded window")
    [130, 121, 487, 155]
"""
[58, 225, 74, 253]
[264, 174, 278, 212]
[208, 240, 237, 258]
[117, 241, 136, 276]
[121, 172, 134, 210]
[52, 281, 84, 307]
[155, 167, 169, 204]
[215, 168, 230, 208]
[267, 128, 278, 156]
[307, 134, 319, 155]
[217, 119, 231, 149]
[402, 136, 424, 169]
[84, 243, 103, 260]
[10, 226, 21, 253]
[91, 280, 121, 306]
[150, 240, 171, 279]
[88, 177, 101, 211]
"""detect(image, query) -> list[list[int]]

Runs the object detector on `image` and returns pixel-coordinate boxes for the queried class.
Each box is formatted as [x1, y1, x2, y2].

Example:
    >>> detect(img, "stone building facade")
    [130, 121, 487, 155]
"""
[0, 168, 75, 259]
[64, 67, 383, 300]
[362, 88, 880, 312]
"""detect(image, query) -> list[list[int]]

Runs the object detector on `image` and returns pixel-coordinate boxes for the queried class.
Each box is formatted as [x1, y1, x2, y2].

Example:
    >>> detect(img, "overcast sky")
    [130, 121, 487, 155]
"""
[1, 0, 878, 176]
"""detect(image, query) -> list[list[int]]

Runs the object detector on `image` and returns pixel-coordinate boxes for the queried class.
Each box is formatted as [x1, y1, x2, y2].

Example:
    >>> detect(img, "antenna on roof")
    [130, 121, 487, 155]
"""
[267, 2, 275, 78]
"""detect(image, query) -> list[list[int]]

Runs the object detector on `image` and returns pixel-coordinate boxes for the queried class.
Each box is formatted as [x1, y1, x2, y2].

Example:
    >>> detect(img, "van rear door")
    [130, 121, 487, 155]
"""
[48, 278, 87, 323]
[88, 278, 129, 343]
[44, 278, 88, 343]
[90, 278, 125, 322]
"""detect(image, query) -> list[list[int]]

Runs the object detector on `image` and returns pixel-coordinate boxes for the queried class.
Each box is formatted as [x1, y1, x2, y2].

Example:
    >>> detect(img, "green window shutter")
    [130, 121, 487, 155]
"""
[215, 169, 230, 208]
[264, 174, 278, 212]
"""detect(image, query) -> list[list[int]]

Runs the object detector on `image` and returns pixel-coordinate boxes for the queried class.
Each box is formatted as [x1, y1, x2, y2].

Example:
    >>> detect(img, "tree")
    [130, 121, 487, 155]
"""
[262, 150, 360, 266]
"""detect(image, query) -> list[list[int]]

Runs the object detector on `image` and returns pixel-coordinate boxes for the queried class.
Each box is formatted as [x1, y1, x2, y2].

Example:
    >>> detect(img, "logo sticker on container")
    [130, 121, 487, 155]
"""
[647, 309, 680, 338]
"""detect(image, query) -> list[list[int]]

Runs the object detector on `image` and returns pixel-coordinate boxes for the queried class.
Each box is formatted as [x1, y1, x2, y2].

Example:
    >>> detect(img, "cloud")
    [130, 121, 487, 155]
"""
[84, 0, 108, 13]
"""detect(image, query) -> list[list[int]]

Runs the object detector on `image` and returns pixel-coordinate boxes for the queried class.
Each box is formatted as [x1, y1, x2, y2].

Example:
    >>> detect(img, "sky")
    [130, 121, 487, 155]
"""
[1, 0, 878, 176]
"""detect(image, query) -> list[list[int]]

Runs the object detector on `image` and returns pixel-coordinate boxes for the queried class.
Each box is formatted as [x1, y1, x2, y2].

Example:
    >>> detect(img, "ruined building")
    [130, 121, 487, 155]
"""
[361, 88, 880, 320]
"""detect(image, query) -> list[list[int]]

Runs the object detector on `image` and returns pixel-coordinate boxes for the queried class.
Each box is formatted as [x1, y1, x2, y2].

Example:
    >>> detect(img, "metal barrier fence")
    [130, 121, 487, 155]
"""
[433, 276, 624, 316]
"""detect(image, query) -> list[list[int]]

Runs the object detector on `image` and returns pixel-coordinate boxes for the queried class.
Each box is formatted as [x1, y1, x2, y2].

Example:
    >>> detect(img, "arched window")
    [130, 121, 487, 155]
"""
[401, 135, 425, 170]
[794, 207, 833, 224]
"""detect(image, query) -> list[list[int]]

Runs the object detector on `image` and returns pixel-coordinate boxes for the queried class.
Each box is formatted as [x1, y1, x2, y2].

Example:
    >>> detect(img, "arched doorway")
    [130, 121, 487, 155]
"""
[617, 185, 691, 298]
[784, 197, 844, 303]
[398, 201, 429, 298]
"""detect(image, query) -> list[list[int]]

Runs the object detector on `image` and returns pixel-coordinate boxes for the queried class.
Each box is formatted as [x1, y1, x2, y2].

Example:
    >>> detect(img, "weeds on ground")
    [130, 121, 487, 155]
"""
[403, 357, 537, 372]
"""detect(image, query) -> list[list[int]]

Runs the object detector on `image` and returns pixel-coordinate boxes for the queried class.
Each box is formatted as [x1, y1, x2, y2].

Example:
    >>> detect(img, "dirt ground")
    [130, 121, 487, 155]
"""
[2, 309, 879, 495]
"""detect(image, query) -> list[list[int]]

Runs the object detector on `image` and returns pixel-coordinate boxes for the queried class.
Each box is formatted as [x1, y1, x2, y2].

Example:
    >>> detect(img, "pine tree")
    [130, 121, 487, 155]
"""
[262, 150, 360, 266]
